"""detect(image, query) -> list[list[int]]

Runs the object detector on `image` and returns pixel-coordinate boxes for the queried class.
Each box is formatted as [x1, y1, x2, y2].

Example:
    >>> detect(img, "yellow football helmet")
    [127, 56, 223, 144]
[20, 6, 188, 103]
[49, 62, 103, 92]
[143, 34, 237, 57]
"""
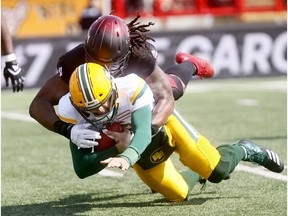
[69, 63, 118, 125]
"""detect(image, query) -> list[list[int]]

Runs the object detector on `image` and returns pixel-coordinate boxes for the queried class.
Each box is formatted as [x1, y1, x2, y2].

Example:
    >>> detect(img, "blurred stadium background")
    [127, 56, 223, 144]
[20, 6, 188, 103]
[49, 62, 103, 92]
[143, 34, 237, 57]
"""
[1, 0, 287, 88]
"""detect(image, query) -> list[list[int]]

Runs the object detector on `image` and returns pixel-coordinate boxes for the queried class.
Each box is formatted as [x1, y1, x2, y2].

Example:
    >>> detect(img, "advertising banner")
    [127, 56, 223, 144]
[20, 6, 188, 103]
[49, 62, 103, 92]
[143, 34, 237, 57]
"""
[1, 22, 286, 89]
[151, 22, 287, 78]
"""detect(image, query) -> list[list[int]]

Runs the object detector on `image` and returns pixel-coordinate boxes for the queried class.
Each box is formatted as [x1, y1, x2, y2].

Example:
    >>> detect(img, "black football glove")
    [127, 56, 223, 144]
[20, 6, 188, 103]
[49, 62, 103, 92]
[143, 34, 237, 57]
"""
[3, 60, 25, 92]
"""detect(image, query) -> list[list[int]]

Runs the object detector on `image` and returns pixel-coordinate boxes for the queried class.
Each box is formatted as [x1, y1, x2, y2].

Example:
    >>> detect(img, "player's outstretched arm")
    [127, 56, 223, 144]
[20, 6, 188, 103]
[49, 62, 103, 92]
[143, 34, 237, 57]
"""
[29, 74, 69, 131]
[101, 105, 152, 170]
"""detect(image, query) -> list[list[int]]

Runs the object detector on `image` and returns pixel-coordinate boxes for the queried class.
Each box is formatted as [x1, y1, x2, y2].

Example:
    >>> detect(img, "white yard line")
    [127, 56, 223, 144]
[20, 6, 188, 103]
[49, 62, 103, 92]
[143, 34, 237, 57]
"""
[1, 111, 37, 122]
[98, 169, 123, 177]
[1, 111, 124, 178]
[186, 79, 287, 93]
[2, 110, 287, 181]
[236, 164, 287, 181]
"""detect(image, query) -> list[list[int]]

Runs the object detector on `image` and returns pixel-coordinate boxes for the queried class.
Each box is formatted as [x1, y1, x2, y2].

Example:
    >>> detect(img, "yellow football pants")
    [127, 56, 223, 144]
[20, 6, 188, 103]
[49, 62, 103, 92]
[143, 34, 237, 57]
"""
[133, 111, 221, 201]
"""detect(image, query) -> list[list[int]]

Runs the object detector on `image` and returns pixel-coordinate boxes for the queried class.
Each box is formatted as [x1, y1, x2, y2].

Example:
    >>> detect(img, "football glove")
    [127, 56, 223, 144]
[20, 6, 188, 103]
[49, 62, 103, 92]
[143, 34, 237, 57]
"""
[3, 60, 25, 92]
[53, 120, 101, 148]
[70, 123, 101, 149]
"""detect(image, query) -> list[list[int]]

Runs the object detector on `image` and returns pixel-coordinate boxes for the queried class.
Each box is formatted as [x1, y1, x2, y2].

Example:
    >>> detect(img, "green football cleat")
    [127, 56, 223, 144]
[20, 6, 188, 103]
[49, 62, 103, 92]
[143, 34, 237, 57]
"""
[237, 139, 284, 173]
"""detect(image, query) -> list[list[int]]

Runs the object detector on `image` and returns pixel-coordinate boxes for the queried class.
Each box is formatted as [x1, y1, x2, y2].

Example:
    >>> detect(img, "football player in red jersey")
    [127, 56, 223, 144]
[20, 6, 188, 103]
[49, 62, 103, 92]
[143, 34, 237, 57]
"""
[29, 14, 213, 151]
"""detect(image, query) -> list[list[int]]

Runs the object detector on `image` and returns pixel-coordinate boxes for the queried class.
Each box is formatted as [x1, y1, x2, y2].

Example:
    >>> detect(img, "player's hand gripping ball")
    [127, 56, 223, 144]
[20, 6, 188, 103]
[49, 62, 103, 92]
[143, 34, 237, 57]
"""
[94, 122, 124, 151]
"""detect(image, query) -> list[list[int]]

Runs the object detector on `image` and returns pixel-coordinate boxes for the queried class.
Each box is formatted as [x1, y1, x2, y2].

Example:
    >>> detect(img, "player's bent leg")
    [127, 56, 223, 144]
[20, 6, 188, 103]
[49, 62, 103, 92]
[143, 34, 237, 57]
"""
[165, 61, 194, 100]
[166, 74, 184, 100]
[208, 144, 245, 183]
[179, 169, 202, 194]
[165, 61, 194, 86]
[175, 52, 214, 79]
[208, 139, 285, 182]
[166, 111, 249, 183]
[166, 111, 221, 179]
[133, 159, 189, 202]
[165, 53, 214, 100]
[70, 142, 119, 179]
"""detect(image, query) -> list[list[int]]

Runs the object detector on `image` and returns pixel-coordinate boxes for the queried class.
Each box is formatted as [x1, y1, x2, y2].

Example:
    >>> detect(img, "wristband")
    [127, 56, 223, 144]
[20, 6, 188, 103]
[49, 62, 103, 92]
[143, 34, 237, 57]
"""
[53, 120, 73, 139]
[119, 147, 141, 166]
[3, 53, 17, 62]
[151, 124, 159, 135]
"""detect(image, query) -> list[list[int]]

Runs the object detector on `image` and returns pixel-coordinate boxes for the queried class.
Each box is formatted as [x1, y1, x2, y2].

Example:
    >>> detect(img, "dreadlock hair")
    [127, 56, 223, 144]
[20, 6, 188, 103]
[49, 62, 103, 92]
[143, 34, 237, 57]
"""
[127, 13, 155, 57]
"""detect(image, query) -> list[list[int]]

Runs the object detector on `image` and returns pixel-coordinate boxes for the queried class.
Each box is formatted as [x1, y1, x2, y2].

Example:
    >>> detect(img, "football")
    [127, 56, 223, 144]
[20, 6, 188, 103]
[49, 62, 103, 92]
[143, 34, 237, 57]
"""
[94, 122, 124, 151]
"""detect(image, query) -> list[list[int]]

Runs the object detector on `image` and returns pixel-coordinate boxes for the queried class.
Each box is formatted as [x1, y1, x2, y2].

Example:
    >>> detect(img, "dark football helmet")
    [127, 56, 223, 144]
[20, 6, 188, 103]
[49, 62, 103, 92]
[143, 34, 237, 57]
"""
[84, 15, 131, 77]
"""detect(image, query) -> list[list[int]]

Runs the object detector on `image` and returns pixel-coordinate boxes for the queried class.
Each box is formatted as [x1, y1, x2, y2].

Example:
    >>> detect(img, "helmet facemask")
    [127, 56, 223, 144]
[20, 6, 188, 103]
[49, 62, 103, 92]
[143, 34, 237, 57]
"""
[73, 83, 118, 128]
[85, 46, 131, 77]
[103, 51, 130, 77]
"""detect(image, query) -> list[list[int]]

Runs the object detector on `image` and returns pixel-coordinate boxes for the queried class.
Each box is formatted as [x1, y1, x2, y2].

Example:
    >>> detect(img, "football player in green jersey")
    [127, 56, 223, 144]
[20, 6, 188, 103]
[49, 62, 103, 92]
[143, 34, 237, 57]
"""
[58, 62, 284, 202]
